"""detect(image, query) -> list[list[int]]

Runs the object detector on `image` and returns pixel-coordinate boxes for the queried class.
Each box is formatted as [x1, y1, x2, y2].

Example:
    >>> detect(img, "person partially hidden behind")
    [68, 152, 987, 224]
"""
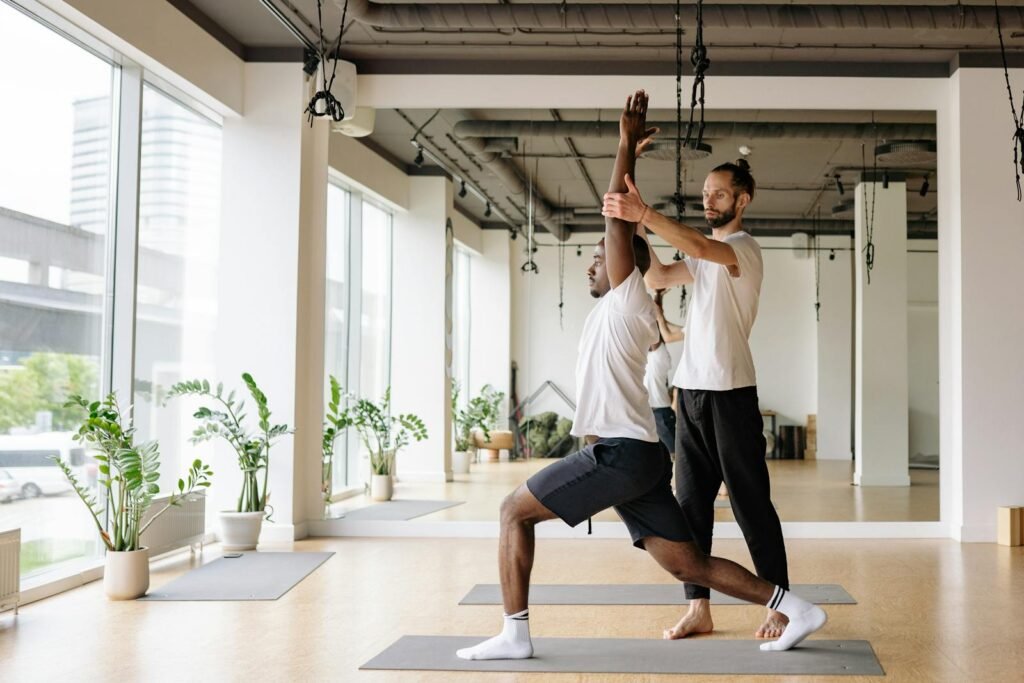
[455, 90, 826, 662]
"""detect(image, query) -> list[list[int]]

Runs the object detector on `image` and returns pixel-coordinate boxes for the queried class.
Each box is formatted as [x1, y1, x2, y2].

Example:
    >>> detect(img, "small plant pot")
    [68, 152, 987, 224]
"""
[219, 510, 265, 551]
[104, 547, 150, 600]
[452, 450, 472, 474]
[370, 474, 393, 501]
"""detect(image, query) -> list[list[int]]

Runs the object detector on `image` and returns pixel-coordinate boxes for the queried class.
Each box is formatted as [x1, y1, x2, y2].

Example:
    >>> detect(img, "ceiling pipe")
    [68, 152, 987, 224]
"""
[340, 2, 1024, 31]
[451, 111, 572, 241]
[559, 217, 937, 235]
[453, 120, 936, 141]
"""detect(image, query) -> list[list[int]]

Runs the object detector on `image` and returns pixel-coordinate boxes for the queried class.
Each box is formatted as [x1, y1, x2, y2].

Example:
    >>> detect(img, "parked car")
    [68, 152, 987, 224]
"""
[0, 432, 81, 500]
[0, 469, 21, 503]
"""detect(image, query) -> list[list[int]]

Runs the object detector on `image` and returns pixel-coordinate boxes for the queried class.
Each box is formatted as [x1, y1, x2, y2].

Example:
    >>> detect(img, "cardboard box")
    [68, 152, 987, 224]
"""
[997, 506, 1023, 546]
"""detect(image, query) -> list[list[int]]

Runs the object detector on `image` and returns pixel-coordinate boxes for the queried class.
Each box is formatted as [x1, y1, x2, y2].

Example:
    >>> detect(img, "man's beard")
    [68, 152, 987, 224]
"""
[705, 207, 736, 228]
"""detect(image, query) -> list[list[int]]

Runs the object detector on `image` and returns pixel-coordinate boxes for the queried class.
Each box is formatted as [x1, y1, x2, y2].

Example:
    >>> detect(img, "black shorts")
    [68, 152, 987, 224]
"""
[525, 437, 692, 549]
[653, 407, 676, 454]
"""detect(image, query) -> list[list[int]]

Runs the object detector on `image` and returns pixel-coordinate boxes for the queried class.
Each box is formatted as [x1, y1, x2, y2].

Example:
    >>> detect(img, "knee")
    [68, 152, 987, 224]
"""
[500, 492, 529, 526]
[667, 549, 708, 584]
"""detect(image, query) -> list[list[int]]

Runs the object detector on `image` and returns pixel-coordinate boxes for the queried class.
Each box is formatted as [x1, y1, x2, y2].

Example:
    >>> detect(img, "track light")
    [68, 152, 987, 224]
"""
[509, 228, 518, 241]
[484, 203, 492, 218]
[919, 175, 930, 197]
[829, 249, 836, 261]
[576, 245, 582, 257]
[834, 174, 845, 196]
[413, 148, 424, 167]
[881, 171, 890, 189]
[459, 180, 467, 198]
[673, 251, 682, 262]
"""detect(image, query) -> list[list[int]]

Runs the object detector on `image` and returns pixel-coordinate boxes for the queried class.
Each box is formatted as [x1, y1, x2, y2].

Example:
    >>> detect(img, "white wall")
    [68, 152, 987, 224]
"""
[946, 68, 1024, 541]
[467, 230, 512, 420]
[216, 64, 326, 540]
[908, 240, 939, 460]
[391, 176, 453, 482]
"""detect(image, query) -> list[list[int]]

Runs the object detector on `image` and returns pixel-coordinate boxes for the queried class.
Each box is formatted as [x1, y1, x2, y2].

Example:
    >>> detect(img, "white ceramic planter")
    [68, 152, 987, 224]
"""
[219, 510, 265, 551]
[452, 450, 471, 474]
[370, 474, 393, 501]
[104, 547, 150, 600]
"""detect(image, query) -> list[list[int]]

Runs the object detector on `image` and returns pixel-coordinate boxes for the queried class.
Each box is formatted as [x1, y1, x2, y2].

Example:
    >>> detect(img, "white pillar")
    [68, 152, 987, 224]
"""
[216, 63, 328, 540]
[391, 176, 453, 481]
[815, 235, 854, 460]
[942, 68, 1024, 541]
[469, 230, 512, 416]
[854, 180, 910, 486]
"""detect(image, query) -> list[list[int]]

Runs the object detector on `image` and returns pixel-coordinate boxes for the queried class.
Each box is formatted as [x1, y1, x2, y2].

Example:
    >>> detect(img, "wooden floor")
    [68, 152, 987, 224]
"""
[332, 458, 940, 523]
[2, 535, 1020, 682]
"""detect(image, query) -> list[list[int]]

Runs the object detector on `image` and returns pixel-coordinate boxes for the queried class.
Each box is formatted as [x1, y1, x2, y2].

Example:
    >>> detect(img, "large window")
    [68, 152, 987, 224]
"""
[0, 1, 116, 578]
[132, 85, 223, 493]
[325, 182, 393, 491]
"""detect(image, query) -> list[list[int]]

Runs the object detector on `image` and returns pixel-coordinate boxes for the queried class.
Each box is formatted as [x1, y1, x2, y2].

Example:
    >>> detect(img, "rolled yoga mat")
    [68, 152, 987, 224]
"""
[460, 583, 856, 605]
[361, 636, 884, 676]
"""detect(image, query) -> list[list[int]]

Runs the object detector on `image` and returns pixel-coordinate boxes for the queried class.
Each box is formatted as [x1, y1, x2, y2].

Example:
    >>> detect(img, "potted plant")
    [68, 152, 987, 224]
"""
[452, 383, 499, 474]
[59, 393, 212, 599]
[167, 374, 289, 551]
[341, 386, 427, 501]
[321, 375, 348, 517]
[471, 385, 511, 462]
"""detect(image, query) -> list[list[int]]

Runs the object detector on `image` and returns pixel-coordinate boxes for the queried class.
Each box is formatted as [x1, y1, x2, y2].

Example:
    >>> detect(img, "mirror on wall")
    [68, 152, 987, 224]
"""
[329, 107, 939, 525]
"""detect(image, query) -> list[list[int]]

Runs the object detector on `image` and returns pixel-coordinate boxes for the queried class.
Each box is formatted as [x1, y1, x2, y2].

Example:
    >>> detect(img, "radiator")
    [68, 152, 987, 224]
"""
[0, 528, 19, 615]
[140, 493, 206, 558]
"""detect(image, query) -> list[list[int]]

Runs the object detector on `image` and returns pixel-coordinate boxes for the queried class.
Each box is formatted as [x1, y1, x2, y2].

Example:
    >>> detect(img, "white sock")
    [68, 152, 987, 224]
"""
[456, 609, 534, 660]
[760, 587, 828, 652]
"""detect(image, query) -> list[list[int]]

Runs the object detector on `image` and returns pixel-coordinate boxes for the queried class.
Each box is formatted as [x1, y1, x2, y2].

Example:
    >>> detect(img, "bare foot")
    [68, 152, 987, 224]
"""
[663, 600, 714, 639]
[717, 482, 729, 499]
[755, 608, 789, 639]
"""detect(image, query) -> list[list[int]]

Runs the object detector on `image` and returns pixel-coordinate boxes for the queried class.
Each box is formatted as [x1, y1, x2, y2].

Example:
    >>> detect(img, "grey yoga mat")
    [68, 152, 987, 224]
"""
[139, 551, 333, 601]
[361, 636, 884, 676]
[337, 499, 464, 521]
[460, 583, 856, 605]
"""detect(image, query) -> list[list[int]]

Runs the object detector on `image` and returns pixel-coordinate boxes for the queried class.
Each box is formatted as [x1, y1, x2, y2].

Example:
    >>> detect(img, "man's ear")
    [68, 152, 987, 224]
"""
[737, 192, 751, 211]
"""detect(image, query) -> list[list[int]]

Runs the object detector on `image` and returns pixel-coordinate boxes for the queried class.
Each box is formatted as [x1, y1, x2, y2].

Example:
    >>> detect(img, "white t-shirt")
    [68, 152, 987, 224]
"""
[644, 344, 673, 409]
[674, 231, 763, 391]
[572, 268, 660, 442]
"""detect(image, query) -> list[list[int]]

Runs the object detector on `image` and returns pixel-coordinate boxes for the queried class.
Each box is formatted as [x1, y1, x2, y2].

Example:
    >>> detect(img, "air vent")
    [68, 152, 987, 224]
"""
[874, 140, 937, 164]
[644, 140, 713, 161]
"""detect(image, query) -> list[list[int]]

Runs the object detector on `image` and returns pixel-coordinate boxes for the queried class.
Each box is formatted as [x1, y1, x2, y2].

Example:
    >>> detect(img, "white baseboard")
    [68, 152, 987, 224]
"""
[959, 523, 996, 543]
[307, 519, 951, 540]
[853, 473, 912, 487]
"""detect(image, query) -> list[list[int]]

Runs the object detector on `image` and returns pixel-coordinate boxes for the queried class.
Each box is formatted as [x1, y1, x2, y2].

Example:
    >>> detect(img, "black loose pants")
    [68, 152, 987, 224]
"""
[674, 386, 789, 600]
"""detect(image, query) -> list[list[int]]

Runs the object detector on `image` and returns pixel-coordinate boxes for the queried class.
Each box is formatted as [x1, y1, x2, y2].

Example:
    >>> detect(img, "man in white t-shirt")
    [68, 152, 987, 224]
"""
[456, 91, 825, 662]
[603, 157, 791, 642]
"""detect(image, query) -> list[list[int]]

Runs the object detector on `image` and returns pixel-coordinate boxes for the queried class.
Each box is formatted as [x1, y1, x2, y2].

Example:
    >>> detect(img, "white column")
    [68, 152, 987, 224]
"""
[854, 180, 910, 486]
[216, 63, 328, 540]
[391, 176, 453, 481]
[815, 235, 854, 460]
[943, 68, 1024, 541]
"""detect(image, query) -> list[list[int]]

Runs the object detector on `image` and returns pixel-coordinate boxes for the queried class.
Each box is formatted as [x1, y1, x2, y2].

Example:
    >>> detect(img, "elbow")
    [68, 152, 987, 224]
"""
[644, 268, 665, 290]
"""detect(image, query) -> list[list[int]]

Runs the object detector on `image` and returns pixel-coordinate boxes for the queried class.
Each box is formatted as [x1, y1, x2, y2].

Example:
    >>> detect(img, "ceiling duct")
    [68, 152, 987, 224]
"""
[831, 199, 855, 217]
[449, 111, 571, 241]
[643, 141, 713, 161]
[341, 1, 1024, 32]
[453, 120, 935, 142]
[874, 140, 938, 164]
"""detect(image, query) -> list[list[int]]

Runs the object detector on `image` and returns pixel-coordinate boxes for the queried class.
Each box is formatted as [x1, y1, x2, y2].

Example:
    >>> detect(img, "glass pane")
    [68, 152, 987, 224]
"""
[359, 201, 391, 402]
[325, 184, 349, 489]
[0, 3, 116, 578]
[132, 85, 222, 499]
